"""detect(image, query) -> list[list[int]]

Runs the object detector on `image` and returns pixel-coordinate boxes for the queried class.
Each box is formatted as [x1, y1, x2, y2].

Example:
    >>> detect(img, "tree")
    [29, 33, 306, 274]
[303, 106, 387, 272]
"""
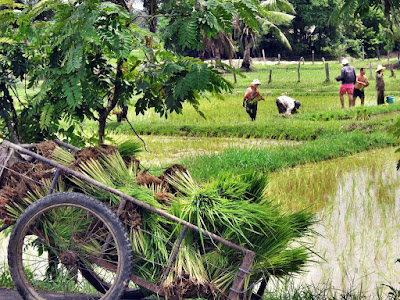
[1, 0, 260, 145]
[239, 0, 295, 70]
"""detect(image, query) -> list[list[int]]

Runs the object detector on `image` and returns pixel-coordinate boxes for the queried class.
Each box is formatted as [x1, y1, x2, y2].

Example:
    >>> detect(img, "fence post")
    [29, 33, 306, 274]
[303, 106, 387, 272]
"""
[268, 69, 272, 84]
[339, 49, 342, 64]
[369, 62, 373, 79]
[297, 59, 301, 83]
[322, 57, 325, 64]
[325, 63, 330, 82]
[262, 49, 266, 65]
[390, 64, 396, 78]
[312, 50, 315, 65]
[278, 54, 281, 65]
[362, 44, 365, 61]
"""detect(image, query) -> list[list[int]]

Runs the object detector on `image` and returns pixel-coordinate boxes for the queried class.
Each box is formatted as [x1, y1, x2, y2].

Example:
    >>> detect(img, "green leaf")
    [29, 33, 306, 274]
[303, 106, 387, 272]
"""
[62, 76, 82, 109]
[179, 17, 197, 50]
[40, 103, 54, 130]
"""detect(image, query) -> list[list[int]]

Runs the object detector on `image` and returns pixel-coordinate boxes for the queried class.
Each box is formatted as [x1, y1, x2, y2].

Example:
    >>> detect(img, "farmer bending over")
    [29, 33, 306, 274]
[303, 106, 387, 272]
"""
[276, 95, 301, 116]
[243, 79, 264, 121]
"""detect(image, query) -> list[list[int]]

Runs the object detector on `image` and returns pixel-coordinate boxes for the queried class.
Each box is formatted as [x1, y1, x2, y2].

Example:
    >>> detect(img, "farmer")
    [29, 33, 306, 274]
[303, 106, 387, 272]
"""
[335, 58, 356, 108]
[276, 95, 301, 115]
[353, 67, 369, 106]
[376, 65, 386, 105]
[243, 79, 264, 121]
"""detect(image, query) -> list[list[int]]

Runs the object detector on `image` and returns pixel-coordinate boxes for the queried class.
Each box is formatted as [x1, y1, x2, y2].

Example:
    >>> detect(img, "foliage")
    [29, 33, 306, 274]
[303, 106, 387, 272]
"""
[0, 0, 246, 144]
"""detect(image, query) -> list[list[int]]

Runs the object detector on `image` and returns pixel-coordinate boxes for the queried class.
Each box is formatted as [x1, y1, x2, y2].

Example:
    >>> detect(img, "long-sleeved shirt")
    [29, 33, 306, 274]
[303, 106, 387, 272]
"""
[375, 72, 385, 91]
[276, 96, 297, 115]
[337, 65, 356, 84]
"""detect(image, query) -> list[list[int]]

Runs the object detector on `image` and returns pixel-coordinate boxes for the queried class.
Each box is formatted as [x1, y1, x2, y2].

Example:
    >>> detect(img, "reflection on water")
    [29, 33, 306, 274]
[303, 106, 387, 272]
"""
[268, 148, 400, 295]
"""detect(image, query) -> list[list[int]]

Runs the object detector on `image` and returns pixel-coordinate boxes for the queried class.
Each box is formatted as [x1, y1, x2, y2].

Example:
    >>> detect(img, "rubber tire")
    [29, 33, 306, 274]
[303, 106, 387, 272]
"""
[8, 192, 133, 300]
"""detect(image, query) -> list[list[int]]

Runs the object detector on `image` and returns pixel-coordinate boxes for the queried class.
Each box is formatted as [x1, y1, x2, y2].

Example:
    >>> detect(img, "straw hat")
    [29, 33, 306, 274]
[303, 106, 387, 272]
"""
[376, 65, 386, 72]
[252, 79, 261, 85]
[341, 58, 349, 65]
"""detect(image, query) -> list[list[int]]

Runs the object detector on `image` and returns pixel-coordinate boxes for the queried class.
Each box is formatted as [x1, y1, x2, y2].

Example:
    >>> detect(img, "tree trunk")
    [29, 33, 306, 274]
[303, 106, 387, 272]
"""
[97, 61, 123, 145]
[241, 36, 251, 70]
[0, 83, 21, 143]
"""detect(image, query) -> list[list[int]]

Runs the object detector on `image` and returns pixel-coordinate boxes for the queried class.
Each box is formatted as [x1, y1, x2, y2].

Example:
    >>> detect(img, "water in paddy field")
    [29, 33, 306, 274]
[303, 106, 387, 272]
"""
[267, 148, 400, 296]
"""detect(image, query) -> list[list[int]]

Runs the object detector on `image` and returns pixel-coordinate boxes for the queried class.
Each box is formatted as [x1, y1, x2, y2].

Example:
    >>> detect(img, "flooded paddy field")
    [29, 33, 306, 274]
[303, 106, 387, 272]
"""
[267, 147, 400, 296]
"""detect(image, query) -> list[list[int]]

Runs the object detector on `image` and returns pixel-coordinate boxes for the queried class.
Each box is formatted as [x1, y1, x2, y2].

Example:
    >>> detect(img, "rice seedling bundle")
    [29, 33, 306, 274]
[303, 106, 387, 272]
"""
[0, 141, 315, 299]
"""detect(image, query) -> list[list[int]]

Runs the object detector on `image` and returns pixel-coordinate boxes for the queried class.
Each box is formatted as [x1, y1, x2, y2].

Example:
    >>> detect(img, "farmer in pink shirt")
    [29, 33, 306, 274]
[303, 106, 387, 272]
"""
[335, 58, 356, 108]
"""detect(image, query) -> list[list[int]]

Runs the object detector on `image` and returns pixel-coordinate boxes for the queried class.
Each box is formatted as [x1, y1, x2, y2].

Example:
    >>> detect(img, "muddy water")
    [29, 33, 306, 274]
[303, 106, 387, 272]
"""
[267, 148, 400, 295]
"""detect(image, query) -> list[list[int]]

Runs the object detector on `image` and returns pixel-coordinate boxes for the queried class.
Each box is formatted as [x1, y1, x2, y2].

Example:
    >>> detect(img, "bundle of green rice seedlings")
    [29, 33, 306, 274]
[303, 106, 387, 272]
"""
[51, 146, 75, 166]
[116, 140, 142, 158]
[167, 171, 316, 296]
[5, 178, 69, 222]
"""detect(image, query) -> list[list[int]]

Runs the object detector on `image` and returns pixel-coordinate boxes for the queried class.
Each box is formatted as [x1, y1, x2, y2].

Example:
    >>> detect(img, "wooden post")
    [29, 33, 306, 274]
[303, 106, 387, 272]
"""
[390, 64, 396, 78]
[398, 51, 399, 63]
[237, 57, 241, 68]
[301, 56, 305, 65]
[325, 63, 330, 81]
[268, 69, 272, 84]
[262, 49, 266, 65]
[369, 62, 373, 79]
[339, 49, 342, 64]
[322, 57, 325, 64]
[312, 50, 315, 65]
[362, 44, 365, 61]
[297, 59, 301, 83]
[278, 54, 281, 65]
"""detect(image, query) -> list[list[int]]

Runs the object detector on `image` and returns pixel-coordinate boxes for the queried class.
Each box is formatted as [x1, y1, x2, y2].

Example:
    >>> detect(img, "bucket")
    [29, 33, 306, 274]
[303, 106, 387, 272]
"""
[386, 95, 395, 104]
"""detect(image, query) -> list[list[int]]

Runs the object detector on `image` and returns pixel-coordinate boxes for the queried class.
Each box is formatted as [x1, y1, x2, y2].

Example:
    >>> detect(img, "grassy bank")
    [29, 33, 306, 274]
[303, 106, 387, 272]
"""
[182, 131, 396, 181]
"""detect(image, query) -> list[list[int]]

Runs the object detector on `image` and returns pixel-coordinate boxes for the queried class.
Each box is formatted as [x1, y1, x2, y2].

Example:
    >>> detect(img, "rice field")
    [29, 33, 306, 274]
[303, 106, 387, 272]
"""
[266, 147, 400, 297]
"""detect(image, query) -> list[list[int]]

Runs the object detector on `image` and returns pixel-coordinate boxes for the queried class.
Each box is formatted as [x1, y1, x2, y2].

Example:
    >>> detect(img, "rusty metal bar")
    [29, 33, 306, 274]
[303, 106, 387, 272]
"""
[48, 169, 61, 195]
[161, 226, 188, 282]
[3, 140, 251, 255]
[227, 251, 255, 300]
[54, 139, 80, 151]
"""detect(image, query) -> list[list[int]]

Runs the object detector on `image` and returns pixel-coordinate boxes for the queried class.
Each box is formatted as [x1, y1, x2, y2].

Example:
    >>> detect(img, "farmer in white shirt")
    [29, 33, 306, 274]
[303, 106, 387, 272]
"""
[276, 95, 301, 115]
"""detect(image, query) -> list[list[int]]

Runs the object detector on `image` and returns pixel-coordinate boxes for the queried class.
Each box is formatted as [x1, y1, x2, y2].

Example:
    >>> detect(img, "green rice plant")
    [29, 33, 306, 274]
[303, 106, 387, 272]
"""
[116, 140, 142, 157]
[51, 146, 75, 166]
[166, 170, 316, 294]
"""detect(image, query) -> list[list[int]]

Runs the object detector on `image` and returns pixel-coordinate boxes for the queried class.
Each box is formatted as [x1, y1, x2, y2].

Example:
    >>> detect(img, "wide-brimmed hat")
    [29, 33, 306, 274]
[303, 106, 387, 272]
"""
[376, 65, 386, 72]
[252, 79, 261, 85]
[341, 58, 349, 65]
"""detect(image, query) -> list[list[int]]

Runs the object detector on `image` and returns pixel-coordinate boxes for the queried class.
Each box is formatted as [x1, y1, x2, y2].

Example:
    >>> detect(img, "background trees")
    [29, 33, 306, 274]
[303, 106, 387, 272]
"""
[1, 0, 262, 145]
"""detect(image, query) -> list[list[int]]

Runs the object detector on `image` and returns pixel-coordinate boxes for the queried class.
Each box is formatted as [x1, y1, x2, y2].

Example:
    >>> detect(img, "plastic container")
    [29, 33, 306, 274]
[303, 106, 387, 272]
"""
[386, 95, 395, 104]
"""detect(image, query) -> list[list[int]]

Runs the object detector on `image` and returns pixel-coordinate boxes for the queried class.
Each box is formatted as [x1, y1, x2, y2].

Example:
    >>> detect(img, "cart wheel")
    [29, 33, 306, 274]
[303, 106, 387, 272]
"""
[8, 192, 133, 300]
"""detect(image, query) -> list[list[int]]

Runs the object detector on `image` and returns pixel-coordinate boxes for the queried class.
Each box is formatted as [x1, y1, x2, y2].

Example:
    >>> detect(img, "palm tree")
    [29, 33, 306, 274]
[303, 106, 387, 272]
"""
[239, 0, 295, 70]
[338, 0, 399, 25]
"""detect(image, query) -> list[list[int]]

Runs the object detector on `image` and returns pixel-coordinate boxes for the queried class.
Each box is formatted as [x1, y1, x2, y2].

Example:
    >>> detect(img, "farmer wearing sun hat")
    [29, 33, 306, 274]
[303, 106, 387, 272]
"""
[243, 79, 264, 121]
[335, 58, 356, 109]
[376, 65, 386, 105]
